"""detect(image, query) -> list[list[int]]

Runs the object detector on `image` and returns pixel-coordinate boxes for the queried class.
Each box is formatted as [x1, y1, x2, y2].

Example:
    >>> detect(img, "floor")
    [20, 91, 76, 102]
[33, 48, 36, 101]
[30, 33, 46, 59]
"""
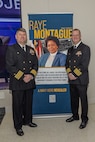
[0, 90, 95, 142]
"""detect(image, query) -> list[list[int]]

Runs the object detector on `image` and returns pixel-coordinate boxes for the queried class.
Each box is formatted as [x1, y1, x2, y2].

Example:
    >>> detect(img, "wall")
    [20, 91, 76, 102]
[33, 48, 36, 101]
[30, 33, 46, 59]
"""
[21, 0, 95, 103]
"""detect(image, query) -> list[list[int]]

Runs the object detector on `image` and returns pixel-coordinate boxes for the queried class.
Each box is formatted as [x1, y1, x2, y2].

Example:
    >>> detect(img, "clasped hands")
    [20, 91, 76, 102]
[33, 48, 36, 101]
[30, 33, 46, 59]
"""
[23, 74, 33, 83]
[68, 73, 77, 80]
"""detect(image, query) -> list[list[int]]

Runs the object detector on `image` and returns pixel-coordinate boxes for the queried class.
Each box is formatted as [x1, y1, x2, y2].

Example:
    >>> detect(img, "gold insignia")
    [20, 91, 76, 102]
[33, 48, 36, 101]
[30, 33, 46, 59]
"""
[76, 51, 82, 56]
[30, 49, 35, 55]
[14, 70, 24, 80]
[73, 68, 82, 76]
[30, 69, 37, 76]
[66, 68, 71, 73]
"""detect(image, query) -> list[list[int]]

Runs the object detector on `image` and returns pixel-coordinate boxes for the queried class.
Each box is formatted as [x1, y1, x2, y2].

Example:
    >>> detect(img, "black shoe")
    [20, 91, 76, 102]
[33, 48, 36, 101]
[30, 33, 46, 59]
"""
[28, 122, 37, 127]
[79, 120, 88, 129]
[66, 116, 79, 122]
[16, 128, 24, 136]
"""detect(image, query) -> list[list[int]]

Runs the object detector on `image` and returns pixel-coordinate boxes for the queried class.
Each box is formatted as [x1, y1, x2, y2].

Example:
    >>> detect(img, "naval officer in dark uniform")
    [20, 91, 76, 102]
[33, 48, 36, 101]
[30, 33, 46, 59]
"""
[66, 29, 90, 129]
[6, 28, 38, 136]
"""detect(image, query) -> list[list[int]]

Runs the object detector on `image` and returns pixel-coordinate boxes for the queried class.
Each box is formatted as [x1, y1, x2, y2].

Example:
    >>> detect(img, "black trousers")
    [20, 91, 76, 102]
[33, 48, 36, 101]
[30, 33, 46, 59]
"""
[12, 89, 33, 130]
[70, 84, 88, 121]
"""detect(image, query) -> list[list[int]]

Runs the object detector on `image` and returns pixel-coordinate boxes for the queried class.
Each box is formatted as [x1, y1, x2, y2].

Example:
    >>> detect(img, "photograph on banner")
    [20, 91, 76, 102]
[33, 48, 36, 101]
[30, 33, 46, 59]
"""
[28, 13, 73, 115]
[28, 13, 73, 60]
[0, 0, 21, 89]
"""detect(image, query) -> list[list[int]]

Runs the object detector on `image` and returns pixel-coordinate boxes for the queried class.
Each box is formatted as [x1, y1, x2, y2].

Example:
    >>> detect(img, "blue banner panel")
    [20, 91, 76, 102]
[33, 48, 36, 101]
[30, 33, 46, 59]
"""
[28, 13, 73, 40]
[33, 84, 71, 115]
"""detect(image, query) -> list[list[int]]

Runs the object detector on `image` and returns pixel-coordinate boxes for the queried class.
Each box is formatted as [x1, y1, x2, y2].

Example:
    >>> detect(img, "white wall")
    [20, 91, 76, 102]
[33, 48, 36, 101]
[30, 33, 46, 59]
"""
[21, 0, 95, 103]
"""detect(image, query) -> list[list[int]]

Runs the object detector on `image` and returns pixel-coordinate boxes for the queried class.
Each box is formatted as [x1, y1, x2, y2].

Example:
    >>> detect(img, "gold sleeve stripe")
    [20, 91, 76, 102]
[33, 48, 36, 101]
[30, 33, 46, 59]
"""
[66, 68, 71, 73]
[14, 70, 24, 80]
[73, 68, 82, 76]
[30, 69, 37, 76]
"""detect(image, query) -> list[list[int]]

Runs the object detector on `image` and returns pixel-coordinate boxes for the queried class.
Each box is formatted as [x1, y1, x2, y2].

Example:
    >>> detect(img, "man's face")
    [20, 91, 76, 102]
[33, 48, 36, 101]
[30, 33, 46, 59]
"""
[15, 31, 27, 45]
[47, 40, 58, 54]
[71, 30, 81, 44]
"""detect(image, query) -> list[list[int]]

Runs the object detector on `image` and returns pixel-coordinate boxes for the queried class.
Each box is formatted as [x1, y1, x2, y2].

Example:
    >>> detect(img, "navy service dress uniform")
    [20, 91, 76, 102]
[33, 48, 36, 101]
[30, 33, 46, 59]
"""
[6, 43, 38, 130]
[66, 42, 90, 122]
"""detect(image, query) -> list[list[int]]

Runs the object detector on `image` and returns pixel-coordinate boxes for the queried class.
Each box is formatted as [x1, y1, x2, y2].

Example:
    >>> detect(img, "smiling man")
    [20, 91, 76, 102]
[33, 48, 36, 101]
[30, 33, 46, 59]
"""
[6, 28, 38, 136]
[65, 29, 91, 129]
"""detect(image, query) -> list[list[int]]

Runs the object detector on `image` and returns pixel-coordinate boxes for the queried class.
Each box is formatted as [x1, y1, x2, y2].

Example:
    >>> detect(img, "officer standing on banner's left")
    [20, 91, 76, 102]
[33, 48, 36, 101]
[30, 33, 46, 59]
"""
[6, 28, 38, 136]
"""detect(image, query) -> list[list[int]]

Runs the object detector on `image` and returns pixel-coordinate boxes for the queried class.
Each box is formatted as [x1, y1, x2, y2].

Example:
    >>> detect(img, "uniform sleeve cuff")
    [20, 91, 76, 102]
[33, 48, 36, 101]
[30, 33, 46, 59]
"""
[30, 69, 37, 77]
[66, 68, 72, 73]
[73, 68, 82, 76]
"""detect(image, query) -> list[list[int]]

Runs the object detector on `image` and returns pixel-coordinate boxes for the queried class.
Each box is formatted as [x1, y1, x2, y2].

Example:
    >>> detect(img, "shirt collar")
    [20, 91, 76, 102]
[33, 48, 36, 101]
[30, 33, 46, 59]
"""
[50, 51, 57, 56]
[74, 41, 81, 48]
[19, 43, 26, 48]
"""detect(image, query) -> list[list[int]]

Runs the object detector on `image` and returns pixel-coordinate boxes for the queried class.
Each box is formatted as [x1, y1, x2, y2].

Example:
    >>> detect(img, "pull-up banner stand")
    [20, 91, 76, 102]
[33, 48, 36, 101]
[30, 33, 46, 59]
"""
[28, 13, 73, 116]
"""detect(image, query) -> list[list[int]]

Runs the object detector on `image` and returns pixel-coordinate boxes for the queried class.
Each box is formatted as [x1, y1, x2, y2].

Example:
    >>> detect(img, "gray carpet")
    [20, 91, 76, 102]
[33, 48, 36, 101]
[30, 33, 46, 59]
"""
[0, 107, 5, 124]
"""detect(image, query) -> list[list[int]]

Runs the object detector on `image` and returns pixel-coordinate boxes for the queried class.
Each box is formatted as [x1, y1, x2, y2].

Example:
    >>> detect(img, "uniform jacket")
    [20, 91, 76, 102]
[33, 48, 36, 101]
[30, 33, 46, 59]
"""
[39, 52, 66, 67]
[6, 43, 38, 90]
[66, 42, 90, 85]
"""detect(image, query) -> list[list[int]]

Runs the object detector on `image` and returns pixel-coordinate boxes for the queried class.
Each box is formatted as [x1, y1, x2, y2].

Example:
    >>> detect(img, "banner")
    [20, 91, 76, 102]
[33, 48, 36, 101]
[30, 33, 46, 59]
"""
[28, 13, 73, 115]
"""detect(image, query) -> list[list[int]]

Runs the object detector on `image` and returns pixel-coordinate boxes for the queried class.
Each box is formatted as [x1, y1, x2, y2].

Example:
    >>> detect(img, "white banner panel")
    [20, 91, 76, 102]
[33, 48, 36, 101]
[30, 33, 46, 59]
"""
[36, 67, 68, 85]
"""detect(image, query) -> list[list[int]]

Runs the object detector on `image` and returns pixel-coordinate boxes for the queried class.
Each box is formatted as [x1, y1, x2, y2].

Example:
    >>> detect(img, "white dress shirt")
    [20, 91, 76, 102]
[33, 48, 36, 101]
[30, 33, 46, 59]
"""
[45, 52, 57, 67]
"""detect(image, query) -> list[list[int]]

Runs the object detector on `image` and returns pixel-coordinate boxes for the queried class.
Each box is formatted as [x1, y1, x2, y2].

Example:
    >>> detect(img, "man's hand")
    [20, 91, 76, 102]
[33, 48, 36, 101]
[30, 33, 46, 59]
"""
[23, 74, 33, 83]
[68, 73, 77, 80]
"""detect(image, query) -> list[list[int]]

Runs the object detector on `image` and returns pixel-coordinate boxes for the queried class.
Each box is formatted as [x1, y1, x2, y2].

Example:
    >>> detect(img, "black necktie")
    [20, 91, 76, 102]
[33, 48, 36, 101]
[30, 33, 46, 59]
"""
[22, 46, 26, 52]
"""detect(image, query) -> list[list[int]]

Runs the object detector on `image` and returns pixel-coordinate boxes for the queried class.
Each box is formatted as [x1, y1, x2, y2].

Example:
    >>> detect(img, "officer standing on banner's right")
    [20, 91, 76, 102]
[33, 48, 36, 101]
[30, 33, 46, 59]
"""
[65, 28, 90, 129]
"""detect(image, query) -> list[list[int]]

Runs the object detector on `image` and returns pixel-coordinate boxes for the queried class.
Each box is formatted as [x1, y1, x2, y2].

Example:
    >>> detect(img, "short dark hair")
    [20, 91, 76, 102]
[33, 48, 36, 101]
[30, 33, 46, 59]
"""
[45, 36, 59, 47]
[72, 28, 81, 36]
[16, 28, 26, 34]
